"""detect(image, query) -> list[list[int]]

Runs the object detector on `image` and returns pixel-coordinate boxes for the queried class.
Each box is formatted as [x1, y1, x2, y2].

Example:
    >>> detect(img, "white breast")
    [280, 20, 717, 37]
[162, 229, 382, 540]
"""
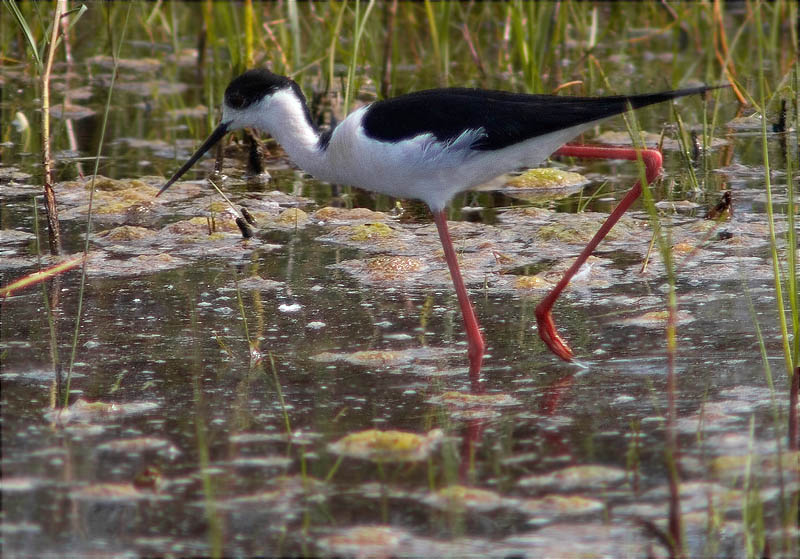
[318, 109, 601, 211]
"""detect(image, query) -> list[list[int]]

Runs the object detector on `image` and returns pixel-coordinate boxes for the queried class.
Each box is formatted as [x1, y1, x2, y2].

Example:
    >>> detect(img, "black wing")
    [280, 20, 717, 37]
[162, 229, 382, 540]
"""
[362, 86, 717, 151]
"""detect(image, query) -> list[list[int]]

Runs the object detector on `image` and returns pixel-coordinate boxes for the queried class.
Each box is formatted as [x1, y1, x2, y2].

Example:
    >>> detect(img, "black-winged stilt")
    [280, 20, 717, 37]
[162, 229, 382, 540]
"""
[159, 69, 720, 379]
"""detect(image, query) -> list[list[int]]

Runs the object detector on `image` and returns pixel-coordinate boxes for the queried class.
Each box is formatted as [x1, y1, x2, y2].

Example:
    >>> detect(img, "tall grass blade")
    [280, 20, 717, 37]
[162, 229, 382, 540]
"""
[64, 1, 133, 407]
[5, 0, 42, 70]
[288, 0, 301, 70]
[327, 0, 348, 89]
[754, 2, 794, 377]
[268, 352, 293, 442]
[190, 303, 224, 558]
[343, 0, 376, 115]
[423, 0, 442, 84]
[626, 89, 685, 559]
[40, 0, 67, 255]
[243, 0, 254, 67]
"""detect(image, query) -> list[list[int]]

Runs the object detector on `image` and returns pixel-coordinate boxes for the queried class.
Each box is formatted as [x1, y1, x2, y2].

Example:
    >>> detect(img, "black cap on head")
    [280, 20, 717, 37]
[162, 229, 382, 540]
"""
[225, 69, 294, 110]
[157, 69, 315, 197]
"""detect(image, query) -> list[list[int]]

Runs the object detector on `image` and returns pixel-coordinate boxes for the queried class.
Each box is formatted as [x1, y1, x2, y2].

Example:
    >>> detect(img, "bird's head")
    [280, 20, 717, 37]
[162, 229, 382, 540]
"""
[157, 69, 300, 196]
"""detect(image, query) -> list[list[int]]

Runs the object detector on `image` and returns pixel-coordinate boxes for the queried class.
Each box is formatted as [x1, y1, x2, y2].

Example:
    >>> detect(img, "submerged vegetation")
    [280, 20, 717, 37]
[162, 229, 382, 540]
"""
[1, 1, 798, 557]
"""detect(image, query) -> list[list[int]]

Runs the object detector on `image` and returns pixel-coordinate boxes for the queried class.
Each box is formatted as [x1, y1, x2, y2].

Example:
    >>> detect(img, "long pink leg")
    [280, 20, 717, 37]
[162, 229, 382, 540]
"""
[535, 144, 663, 362]
[433, 210, 486, 383]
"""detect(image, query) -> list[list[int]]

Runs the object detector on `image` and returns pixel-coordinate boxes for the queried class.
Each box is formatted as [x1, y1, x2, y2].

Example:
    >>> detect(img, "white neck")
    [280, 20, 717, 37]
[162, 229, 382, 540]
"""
[224, 88, 329, 178]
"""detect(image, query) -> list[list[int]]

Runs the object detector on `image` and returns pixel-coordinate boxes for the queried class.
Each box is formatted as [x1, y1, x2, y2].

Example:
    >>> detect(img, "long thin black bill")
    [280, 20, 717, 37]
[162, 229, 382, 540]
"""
[156, 121, 231, 197]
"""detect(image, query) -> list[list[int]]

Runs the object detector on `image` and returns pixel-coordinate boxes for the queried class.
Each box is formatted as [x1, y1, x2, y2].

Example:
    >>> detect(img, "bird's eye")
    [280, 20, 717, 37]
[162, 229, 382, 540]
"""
[227, 92, 246, 109]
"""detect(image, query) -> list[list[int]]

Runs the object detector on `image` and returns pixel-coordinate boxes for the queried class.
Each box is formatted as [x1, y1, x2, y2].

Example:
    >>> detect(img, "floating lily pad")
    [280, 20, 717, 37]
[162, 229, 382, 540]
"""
[329, 429, 444, 462]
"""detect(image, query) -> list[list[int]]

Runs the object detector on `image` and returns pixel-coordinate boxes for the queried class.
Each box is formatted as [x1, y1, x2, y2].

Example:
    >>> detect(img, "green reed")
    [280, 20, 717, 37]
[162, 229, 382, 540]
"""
[65, 1, 133, 407]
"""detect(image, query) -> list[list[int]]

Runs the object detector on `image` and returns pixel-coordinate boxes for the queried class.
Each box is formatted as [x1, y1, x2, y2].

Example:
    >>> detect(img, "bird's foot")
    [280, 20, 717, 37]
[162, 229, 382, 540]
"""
[535, 308, 574, 362]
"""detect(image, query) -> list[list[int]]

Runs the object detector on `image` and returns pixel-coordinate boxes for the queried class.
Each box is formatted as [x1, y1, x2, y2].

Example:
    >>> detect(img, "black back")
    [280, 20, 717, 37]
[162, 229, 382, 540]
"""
[362, 86, 713, 151]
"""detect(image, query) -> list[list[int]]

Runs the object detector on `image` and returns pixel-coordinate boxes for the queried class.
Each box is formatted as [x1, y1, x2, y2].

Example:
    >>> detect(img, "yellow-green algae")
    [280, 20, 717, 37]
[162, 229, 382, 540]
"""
[168, 216, 239, 236]
[518, 465, 627, 490]
[536, 214, 636, 243]
[432, 391, 520, 407]
[347, 222, 394, 241]
[329, 428, 444, 462]
[313, 206, 387, 222]
[206, 201, 230, 213]
[506, 167, 586, 188]
[431, 485, 507, 510]
[97, 225, 156, 241]
[365, 256, 424, 274]
[711, 451, 800, 477]
[275, 207, 309, 225]
[347, 350, 405, 366]
[517, 494, 604, 515]
[514, 275, 551, 289]
[61, 175, 151, 192]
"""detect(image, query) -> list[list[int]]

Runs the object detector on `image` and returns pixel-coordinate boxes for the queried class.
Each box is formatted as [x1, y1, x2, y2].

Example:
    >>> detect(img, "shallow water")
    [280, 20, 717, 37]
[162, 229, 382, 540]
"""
[2, 3, 799, 557]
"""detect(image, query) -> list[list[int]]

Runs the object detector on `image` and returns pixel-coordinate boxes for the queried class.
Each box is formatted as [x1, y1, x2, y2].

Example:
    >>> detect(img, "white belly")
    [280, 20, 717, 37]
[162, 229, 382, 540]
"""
[317, 109, 596, 211]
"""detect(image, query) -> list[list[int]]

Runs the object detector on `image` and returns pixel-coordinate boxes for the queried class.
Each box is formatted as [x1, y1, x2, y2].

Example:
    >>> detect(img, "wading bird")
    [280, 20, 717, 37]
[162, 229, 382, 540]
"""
[159, 69, 720, 381]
